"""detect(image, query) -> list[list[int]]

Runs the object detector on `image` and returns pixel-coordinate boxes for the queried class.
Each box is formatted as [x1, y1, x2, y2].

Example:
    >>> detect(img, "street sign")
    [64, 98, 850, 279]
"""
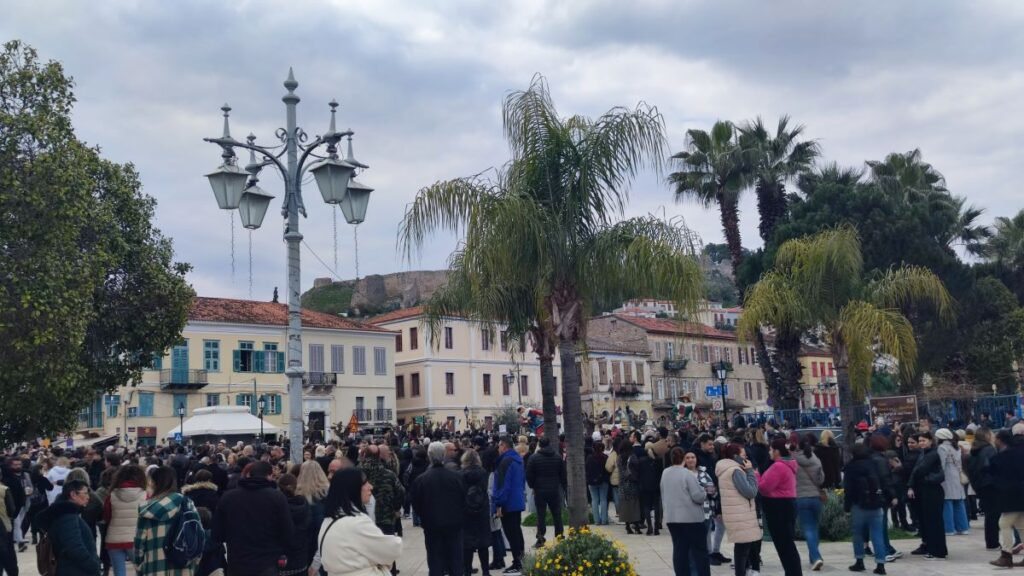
[65, 438, 73, 448]
[173, 432, 182, 443]
[414, 416, 425, 425]
[869, 395, 918, 423]
[712, 399, 723, 411]
[499, 424, 508, 434]
[348, 414, 360, 434]
[705, 385, 729, 397]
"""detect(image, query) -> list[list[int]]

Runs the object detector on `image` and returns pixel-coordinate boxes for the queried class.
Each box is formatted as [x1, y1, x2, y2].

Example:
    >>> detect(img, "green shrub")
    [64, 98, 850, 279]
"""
[522, 510, 592, 527]
[524, 527, 636, 576]
[819, 490, 852, 541]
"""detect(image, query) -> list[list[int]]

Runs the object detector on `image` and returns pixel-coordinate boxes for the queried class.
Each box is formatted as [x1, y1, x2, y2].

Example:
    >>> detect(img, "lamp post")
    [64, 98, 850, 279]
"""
[258, 396, 266, 441]
[204, 70, 372, 464]
[177, 403, 186, 445]
[464, 406, 470, 431]
[714, 360, 728, 424]
[122, 391, 134, 446]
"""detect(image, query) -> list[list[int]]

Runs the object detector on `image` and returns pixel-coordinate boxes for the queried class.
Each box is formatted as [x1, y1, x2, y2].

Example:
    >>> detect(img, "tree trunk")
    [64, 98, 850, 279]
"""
[557, 338, 589, 528]
[753, 329, 779, 406]
[718, 194, 744, 281]
[534, 329, 560, 448]
[772, 328, 804, 410]
[755, 180, 788, 243]
[833, 337, 857, 457]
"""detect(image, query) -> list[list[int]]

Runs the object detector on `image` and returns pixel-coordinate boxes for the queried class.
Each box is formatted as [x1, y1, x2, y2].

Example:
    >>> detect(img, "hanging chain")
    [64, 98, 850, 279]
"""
[248, 230, 254, 299]
[333, 205, 338, 276]
[230, 211, 236, 284]
[354, 224, 360, 280]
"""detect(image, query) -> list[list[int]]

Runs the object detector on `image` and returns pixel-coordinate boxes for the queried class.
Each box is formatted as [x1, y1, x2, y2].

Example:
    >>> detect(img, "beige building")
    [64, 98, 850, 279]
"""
[369, 307, 561, 430]
[587, 314, 770, 425]
[76, 297, 397, 446]
[579, 335, 654, 427]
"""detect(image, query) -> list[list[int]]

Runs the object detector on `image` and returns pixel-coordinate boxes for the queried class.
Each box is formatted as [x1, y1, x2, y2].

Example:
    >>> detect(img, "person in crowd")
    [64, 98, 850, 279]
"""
[296, 460, 329, 570]
[867, 435, 899, 562]
[967, 427, 999, 550]
[908, 431, 947, 559]
[637, 439, 663, 536]
[617, 440, 643, 535]
[461, 449, 491, 576]
[181, 470, 219, 515]
[525, 436, 566, 548]
[0, 471, 17, 576]
[683, 450, 717, 569]
[646, 427, 671, 532]
[402, 447, 429, 528]
[360, 446, 405, 544]
[213, 461, 293, 576]
[491, 437, 526, 575]
[605, 437, 621, 520]
[899, 433, 921, 532]
[988, 422, 1024, 567]
[795, 434, 825, 571]
[318, 467, 402, 576]
[64, 468, 103, 538]
[45, 457, 72, 505]
[662, 447, 709, 576]
[25, 463, 53, 545]
[935, 428, 969, 535]
[814, 430, 842, 489]
[134, 465, 199, 575]
[888, 435, 909, 531]
[2, 456, 30, 554]
[758, 437, 802, 576]
[277, 473, 310, 576]
[694, 434, 728, 566]
[412, 442, 466, 576]
[103, 465, 147, 576]
[745, 428, 770, 475]
[844, 443, 888, 575]
[34, 479, 102, 576]
[585, 442, 610, 526]
[715, 443, 762, 576]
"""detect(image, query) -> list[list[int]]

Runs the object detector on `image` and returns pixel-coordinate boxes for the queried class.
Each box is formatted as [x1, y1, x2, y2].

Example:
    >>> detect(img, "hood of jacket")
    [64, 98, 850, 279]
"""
[775, 457, 798, 473]
[498, 449, 523, 466]
[794, 452, 820, 468]
[536, 446, 557, 458]
[35, 500, 81, 531]
[237, 477, 277, 491]
[140, 494, 183, 521]
[181, 481, 218, 495]
[113, 486, 146, 503]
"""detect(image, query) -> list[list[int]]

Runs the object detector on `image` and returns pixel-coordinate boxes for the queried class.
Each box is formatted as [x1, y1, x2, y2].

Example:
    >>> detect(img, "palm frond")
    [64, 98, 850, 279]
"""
[774, 225, 863, 316]
[737, 271, 810, 338]
[398, 176, 495, 260]
[503, 74, 561, 164]
[839, 301, 918, 386]
[866, 265, 955, 325]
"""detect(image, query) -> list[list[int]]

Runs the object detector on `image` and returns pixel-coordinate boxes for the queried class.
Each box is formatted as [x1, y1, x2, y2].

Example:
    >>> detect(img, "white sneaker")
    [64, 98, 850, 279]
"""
[812, 559, 824, 571]
[747, 570, 760, 576]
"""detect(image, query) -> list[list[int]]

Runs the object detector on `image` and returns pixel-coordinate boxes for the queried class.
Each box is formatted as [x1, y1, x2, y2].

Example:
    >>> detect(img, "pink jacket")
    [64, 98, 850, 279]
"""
[757, 458, 797, 498]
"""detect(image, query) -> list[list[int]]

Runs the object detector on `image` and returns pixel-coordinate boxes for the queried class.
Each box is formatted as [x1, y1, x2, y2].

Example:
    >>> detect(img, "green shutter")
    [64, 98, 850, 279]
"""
[233, 350, 241, 372]
[277, 353, 285, 373]
[254, 351, 265, 373]
[235, 394, 244, 406]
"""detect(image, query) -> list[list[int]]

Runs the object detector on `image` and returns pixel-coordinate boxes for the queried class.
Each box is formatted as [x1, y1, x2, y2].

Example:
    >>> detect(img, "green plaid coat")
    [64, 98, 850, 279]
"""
[134, 492, 198, 576]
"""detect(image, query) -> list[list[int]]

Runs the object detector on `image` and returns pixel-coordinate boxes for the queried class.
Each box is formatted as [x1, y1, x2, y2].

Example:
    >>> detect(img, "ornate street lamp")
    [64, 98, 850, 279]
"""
[464, 406, 470, 430]
[714, 360, 728, 424]
[177, 403, 186, 445]
[258, 396, 266, 441]
[204, 69, 372, 463]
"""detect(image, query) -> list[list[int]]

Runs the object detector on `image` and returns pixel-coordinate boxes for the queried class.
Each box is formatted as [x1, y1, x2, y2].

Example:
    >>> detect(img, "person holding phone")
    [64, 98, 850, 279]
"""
[715, 443, 763, 576]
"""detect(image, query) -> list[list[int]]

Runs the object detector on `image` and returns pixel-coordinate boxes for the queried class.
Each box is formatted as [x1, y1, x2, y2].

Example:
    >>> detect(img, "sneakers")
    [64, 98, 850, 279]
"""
[17, 542, 27, 553]
[991, 552, 1014, 568]
[812, 559, 824, 571]
[910, 546, 928, 556]
[924, 554, 946, 560]
[883, 551, 901, 562]
[955, 530, 970, 536]
[502, 566, 522, 576]
[849, 559, 866, 572]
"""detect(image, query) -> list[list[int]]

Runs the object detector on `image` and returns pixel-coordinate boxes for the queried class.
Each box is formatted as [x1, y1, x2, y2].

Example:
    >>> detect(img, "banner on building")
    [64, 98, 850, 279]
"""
[869, 395, 918, 423]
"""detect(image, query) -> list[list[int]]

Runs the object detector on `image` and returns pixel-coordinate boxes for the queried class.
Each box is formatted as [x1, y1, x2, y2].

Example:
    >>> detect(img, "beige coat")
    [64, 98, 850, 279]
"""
[716, 458, 761, 544]
[106, 486, 146, 546]
[605, 451, 620, 486]
[319, 513, 402, 576]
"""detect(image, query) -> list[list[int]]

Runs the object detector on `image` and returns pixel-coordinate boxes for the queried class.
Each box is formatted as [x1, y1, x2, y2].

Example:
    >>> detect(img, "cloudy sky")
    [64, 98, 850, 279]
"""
[5, 1, 1023, 301]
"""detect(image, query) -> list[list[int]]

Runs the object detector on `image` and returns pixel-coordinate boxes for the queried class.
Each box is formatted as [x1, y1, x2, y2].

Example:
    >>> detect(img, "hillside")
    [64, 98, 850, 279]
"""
[302, 270, 449, 317]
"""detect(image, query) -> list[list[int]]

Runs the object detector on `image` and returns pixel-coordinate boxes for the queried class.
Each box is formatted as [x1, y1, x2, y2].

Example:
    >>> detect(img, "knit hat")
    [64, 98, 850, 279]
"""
[955, 429, 966, 440]
[1012, 422, 1024, 436]
[592, 431, 602, 442]
[935, 428, 954, 441]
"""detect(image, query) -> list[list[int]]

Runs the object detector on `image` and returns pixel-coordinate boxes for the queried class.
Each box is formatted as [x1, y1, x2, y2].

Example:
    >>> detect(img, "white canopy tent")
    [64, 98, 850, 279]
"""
[165, 406, 280, 439]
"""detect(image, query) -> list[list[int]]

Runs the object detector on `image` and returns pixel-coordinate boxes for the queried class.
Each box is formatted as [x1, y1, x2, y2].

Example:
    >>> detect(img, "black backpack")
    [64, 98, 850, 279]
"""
[163, 498, 206, 567]
[465, 484, 487, 515]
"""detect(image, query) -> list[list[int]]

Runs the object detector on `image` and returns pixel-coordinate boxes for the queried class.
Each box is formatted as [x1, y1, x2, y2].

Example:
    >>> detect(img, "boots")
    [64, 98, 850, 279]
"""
[645, 519, 654, 536]
[873, 564, 886, 575]
[990, 552, 1014, 568]
[849, 559, 866, 572]
[626, 523, 635, 535]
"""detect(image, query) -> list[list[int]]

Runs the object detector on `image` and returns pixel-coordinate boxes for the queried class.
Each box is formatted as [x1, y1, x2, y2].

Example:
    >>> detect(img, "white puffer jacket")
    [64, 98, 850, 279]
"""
[106, 486, 146, 546]
[318, 512, 402, 576]
[716, 458, 761, 544]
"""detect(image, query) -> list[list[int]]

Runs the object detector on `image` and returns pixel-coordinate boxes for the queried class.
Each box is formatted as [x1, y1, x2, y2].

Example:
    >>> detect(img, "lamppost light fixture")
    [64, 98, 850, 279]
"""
[206, 104, 250, 210]
[177, 405, 185, 417]
[339, 177, 373, 225]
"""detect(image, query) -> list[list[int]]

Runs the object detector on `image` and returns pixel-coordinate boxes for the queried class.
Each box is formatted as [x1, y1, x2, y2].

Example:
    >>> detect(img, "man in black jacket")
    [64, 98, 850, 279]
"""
[907, 432, 947, 559]
[413, 441, 466, 576]
[988, 424, 1024, 567]
[213, 461, 293, 576]
[525, 437, 566, 549]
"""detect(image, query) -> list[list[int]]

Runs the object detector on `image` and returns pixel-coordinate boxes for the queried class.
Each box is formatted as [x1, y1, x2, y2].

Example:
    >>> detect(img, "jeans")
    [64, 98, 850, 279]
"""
[796, 497, 823, 563]
[500, 511, 524, 568]
[588, 483, 609, 525]
[943, 499, 969, 534]
[708, 516, 725, 554]
[108, 547, 132, 576]
[668, 522, 709, 576]
[732, 540, 761, 576]
[534, 491, 563, 541]
[424, 527, 464, 576]
[491, 529, 506, 564]
[851, 505, 886, 565]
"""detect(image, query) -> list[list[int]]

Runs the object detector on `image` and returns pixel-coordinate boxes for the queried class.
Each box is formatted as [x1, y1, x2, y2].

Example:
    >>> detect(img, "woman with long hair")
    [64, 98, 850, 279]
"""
[297, 460, 330, 570]
[795, 434, 825, 571]
[716, 443, 762, 576]
[318, 468, 402, 576]
[967, 427, 999, 549]
[684, 449, 717, 567]
[104, 465, 148, 576]
[758, 438, 802, 575]
[134, 465, 200, 575]
[616, 439, 643, 534]
[908, 432, 947, 559]
[814, 430, 842, 489]
[461, 449, 491, 576]
[586, 442, 610, 526]
[935, 428, 969, 535]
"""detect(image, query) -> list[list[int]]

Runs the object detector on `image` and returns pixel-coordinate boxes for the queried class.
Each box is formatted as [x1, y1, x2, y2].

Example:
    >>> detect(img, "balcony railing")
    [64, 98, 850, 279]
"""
[374, 408, 393, 422]
[353, 408, 373, 422]
[709, 362, 733, 375]
[159, 369, 208, 390]
[663, 359, 688, 371]
[303, 372, 337, 390]
[612, 382, 642, 397]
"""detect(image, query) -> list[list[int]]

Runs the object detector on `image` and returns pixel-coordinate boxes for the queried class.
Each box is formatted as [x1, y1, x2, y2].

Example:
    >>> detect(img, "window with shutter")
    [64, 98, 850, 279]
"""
[411, 373, 421, 396]
[409, 327, 418, 350]
[812, 362, 818, 378]
[520, 375, 528, 396]
[395, 333, 403, 353]
[445, 372, 454, 395]
[481, 329, 491, 351]
[309, 344, 324, 373]
[396, 376, 405, 398]
[353, 347, 366, 375]
[374, 347, 386, 375]
[204, 341, 220, 371]
[444, 327, 453, 349]
[483, 374, 491, 395]
[138, 393, 154, 417]
[331, 345, 344, 373]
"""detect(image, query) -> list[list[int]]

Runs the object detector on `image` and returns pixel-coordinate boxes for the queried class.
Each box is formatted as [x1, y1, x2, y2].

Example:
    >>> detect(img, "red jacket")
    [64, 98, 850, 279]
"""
[757, 458, 797, 498]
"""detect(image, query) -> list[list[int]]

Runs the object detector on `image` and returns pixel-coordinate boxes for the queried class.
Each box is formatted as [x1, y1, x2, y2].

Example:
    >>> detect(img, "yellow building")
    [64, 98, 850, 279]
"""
[369, 307, 561, 430]
[587, 315, 770, 425]
[798, 344, 838, 410]
[76, 297, 397, 446]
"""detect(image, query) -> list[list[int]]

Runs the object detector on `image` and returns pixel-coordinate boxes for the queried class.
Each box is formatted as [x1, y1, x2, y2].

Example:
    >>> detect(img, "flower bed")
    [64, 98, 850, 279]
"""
[524, 527, 636, 576]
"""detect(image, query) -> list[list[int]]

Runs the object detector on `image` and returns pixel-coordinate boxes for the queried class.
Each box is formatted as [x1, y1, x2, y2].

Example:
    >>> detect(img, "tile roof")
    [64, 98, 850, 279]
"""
[190, 297, 392, 332]
[610, 314, 736, 340]
[367, 306, 426, 324]
[799, 343, 833, 357]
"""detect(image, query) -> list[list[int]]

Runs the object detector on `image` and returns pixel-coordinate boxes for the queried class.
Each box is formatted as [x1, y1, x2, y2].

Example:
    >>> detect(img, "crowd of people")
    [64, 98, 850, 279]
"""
[0, 408, 1021, 576]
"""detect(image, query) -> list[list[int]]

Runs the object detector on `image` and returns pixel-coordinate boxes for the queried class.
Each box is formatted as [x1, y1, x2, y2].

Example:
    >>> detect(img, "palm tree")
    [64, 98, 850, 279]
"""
[399, 76, 705, 527]
[739, 226, 953, 450]
[669, 121, 749, 278]
[988, 210, 1024, 269]
[738, 116, 820, 242]
[866, 148, 947, 203]
[943, 196, 992, 257]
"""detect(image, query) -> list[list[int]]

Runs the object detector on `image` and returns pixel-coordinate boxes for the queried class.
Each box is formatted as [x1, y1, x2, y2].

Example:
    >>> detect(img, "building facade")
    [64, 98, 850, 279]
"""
[579, 336, 653, 427]
[77, 297, 397, 446]
[798, 344, 839, 410]
[370, 307, 560, 430]
[587, 315, 770, 425]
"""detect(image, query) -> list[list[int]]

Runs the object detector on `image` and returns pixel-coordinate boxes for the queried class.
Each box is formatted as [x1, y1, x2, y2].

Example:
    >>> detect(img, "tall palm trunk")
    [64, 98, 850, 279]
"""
[535, 331, 560, 448]
[756, 181, 788, 243]
[772, 329, 804, 410]
[833, 336, 857, 457]
[719, 193, 744, 280]
[557, 338, 588, 528]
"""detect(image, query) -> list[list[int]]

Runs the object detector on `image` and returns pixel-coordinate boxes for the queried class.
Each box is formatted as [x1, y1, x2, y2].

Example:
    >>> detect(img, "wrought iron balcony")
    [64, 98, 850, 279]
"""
[159, 369, 208, 390]
[374, 408, 393, 422]
[303, 372, 337, 390]
[663, 359, 688, 371]
[353, 408, 373, 422]
[709, 361, 733, 375]
[612, 382, 642, 397]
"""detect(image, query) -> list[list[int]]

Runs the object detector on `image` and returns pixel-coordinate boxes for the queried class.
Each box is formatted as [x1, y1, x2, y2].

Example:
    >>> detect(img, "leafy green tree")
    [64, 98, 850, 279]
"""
[739, 226, 952, 449]
[0, 41, 192, 444]
[959, 277, 1024, 392]
[400, 76, 704, 527]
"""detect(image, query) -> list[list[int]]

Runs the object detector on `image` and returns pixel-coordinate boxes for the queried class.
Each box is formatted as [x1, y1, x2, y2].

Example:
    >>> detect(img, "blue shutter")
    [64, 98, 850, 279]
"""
[235, 394, 245, 406]
[277, 352, 285, 373]
[233, 350, 241, 372]
[254, 351, 265, 373]
[273, 395, 281, 414]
